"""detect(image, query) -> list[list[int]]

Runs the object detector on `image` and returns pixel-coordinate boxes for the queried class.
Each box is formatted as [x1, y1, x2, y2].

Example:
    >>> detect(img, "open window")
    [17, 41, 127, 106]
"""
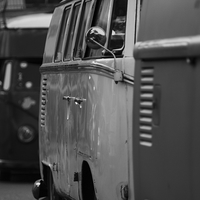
[85, 0, 127, 58]
[85, 0, 111, 58]
[108, 0, 127, 53]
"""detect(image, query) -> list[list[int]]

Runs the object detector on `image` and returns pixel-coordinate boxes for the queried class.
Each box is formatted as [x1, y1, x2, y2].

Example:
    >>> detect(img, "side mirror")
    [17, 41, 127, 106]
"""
[85, 26, 124, 84]
[85, 26, 106, 49]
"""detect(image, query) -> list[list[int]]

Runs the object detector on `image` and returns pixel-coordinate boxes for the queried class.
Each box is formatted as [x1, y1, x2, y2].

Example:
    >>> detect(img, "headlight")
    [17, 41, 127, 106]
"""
[18, 125, 35, 143]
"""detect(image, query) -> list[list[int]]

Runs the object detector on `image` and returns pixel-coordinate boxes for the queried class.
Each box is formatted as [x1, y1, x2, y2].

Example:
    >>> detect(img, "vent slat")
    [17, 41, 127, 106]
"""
[139, 66, 154, 147]
[140, 93, 153, 98]
[140, 125, 152, 131]
[140, 133, 152, 139]
[40, 76, 47, 127]
[140, 109, 153, 115]
[140, 101, 153, 107]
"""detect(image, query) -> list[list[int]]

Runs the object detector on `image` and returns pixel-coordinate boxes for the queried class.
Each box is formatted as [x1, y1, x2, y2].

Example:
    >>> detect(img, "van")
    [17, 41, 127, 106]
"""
[33, 0, 200, 200]
[32, 0, 134, 199]
[0, 13, 51, 180]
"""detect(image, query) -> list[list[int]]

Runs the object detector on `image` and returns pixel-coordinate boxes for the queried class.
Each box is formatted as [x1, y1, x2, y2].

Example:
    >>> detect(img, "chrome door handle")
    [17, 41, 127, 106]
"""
[74, 97, 86, 105]
[63, 96, 86, 108]
[63, 96, 75, 102]
[74, 97, 86, 108]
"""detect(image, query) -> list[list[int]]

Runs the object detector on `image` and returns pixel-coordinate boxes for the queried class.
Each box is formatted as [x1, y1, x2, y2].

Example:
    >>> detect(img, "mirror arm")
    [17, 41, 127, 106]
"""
[90, 38, 116, 69]
[90, 38, 123, 84]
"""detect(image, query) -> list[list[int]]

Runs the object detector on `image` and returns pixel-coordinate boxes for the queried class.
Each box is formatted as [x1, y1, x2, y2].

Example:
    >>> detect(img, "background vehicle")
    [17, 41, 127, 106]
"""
[0, 13, 52, 180]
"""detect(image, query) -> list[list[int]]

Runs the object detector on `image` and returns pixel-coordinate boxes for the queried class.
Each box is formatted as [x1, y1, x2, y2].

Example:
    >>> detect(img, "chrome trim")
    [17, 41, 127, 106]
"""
[134, 35, 200, 59]
[40, 62, 134, 85]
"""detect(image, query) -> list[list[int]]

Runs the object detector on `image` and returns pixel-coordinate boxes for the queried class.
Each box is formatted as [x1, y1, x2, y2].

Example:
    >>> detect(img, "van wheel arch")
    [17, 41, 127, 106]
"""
[81, 161, 97, 200]
[42, 162, 61, 200]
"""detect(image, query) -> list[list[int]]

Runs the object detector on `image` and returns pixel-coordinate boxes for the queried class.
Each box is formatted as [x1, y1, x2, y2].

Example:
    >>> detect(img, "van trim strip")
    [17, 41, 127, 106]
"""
[134, 35, 200, 60]
[40, 62, 134, 85]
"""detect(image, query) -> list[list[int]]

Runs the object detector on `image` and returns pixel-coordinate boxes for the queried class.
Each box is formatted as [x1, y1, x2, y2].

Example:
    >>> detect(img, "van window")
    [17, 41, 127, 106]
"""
[55, 7, 71, 62]
[108, 0, 127, 51]
[64, 3, 81, 60]
[3, 62, 12, 91]
[74, 0, 92, 58]
[85, 0, 111, 58]
[85, 0, 127, 58]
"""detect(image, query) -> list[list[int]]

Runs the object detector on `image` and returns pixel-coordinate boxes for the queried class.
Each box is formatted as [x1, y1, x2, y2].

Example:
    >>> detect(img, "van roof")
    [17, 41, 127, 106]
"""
[6, 13, 52, 28]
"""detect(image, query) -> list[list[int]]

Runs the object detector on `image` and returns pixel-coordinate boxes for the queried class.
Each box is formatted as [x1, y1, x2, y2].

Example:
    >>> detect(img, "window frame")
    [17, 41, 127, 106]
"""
[63, 1, 82, 61]
[54, 5, 72, 63]
[53, 0, 129, 62]
[107, 0, 128, 54]
[73, 0, 93, 60]
[84, 0, 128, 59]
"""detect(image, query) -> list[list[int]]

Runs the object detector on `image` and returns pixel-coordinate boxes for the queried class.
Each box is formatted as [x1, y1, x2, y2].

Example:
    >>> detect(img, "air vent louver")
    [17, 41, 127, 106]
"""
[40, 76, 47, 127]
[139, 67, 154, 147]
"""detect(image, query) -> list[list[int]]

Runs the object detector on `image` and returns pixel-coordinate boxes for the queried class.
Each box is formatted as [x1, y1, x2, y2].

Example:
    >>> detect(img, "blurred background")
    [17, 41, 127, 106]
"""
[0, 0, 61, 20]
[0, 1, 61, 200]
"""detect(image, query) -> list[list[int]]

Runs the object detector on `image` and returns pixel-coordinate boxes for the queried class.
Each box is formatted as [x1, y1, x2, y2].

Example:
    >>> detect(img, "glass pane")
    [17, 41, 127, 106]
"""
[74, 0, 91, 58]
[108, 0, 127, 51]
[64, 3, 80, 60]
[55, 7, 71, 62]
[3, 62, 12, 91]
[85, 0, 111, 58]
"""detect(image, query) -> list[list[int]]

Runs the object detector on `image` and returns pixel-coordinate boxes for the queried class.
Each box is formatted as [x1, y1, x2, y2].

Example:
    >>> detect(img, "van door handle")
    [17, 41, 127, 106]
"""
[74, 97, 86, 108]
[63, 96, 75, 102]
[63, 96, 86, 107]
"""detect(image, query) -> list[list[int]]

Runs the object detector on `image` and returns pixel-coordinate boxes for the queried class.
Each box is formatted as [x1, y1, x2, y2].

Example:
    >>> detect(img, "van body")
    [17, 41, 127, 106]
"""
[0, 13, 51, 178]
[33, 0, 135, 199]
[33, 0, 200, 200]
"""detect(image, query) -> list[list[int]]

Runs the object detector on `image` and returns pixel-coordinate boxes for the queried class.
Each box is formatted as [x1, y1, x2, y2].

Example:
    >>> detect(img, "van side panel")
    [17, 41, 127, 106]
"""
[133, 55, 200, 200]
[40, 58, 132, 199]
[138, 0, 200, 41]
[133, 0, 200, 198]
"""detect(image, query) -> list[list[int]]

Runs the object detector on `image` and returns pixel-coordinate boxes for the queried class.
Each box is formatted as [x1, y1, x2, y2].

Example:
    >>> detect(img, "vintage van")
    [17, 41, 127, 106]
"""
[32, 0, 134, 199]
[33, 0, 200, 200]
[0, 13, 51, 180]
